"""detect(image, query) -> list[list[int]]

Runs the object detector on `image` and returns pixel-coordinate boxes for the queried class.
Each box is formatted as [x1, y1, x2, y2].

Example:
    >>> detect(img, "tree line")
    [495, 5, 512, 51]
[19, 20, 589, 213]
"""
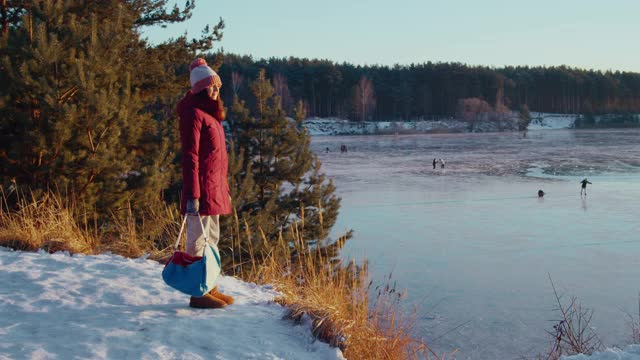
[217, 54, 640, 121]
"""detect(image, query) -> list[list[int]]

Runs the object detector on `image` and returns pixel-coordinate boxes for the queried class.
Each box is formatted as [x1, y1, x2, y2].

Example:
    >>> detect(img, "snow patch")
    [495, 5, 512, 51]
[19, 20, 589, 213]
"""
[561, 345, 640, 359]
[528, 112, 577, 130]
[0, 248, 344, 360]
[302, 113, 640, 136]
[303, 113, 581, 136]
[303, 117, 470, 136]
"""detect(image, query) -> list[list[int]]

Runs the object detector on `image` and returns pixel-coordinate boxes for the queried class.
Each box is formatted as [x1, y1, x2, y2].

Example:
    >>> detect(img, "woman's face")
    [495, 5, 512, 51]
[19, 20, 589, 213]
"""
[207, 84, 220, 100]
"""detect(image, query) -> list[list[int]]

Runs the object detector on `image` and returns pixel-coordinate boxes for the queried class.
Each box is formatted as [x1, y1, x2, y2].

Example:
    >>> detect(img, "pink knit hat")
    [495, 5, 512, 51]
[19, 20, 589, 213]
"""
[189, 58, 222, 94]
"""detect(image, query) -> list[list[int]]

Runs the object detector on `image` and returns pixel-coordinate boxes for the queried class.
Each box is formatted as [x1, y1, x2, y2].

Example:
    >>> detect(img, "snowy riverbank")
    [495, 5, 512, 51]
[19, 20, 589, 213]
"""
[302, 112, 640, 136]
[0, 247, 344, 359]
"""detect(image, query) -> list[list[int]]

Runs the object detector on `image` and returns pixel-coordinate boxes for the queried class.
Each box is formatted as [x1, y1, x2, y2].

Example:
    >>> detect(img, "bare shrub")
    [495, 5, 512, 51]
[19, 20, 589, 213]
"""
[624, 292, 640, 344]
[541, 275, 603, 360]
[354, 75, 376, 122]
[456, 98, 492, 122]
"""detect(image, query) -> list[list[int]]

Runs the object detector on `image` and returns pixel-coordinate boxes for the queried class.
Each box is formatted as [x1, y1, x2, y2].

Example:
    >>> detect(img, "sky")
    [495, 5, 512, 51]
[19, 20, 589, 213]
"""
[143, 0, 640, 72]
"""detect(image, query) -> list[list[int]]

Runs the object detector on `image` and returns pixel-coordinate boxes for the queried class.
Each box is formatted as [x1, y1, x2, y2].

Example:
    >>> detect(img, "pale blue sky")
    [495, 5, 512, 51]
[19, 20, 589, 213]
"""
[143, 0, 640, 72]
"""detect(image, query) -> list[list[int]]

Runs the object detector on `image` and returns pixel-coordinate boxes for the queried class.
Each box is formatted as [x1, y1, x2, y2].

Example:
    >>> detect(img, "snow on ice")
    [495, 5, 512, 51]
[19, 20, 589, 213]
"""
[301, 112, 627, 136]
[562, 345, 640, 360]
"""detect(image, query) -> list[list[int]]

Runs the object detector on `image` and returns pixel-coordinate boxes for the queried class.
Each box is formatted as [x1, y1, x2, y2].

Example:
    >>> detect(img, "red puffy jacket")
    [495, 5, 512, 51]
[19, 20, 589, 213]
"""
[177, 92, 232, 216]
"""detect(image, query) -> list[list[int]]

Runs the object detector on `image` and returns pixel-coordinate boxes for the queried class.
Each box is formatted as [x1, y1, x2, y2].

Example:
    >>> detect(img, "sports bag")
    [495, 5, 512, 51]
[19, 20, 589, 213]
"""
[162, 215, 221, 296]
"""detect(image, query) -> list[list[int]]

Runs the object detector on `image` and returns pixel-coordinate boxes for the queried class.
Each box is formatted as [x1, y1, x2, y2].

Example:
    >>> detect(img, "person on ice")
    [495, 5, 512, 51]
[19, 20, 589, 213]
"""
[580, 178, 592, 196]
[440, 158, 446, 169]
[432, 158, 437, 169]
[177, 58, 235, 309]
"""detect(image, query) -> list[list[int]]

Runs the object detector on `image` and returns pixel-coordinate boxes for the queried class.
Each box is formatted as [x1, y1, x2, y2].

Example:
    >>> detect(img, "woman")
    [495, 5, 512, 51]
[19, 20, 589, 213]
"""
[177, 58, 234, 309]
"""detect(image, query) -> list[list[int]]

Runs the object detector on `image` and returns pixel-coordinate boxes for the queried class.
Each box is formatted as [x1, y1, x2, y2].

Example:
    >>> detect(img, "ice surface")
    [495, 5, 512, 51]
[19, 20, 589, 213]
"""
[313, 129, 640, 359]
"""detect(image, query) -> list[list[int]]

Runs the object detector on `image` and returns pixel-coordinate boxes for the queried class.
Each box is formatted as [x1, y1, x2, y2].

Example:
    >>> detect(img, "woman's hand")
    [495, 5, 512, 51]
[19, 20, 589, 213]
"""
[186, 199, 199, 214]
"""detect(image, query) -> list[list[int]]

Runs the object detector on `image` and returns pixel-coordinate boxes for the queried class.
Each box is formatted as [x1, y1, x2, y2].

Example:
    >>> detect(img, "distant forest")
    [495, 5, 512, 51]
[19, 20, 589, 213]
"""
[217, 54, 640, 121]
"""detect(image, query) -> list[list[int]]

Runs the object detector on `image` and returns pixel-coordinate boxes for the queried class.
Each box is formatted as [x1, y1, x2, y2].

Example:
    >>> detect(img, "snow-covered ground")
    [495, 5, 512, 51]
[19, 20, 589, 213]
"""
[562, 346, 640, 359]
[1, 248, 635, 360]
[0, 247, 344, 360]
[528, 112, 577, 130]
[302, 113, 639, 136]
[303, 117, 469, 136]
[303, 117, 471, 136]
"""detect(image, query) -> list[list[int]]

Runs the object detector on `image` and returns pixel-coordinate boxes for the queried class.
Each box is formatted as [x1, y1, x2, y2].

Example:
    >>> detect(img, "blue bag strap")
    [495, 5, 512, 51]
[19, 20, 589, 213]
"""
[211, 244, 221, 267]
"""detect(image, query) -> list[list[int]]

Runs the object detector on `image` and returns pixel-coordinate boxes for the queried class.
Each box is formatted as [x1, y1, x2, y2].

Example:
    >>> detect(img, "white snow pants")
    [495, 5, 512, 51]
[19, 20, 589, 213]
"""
[186, 215, 220, 257]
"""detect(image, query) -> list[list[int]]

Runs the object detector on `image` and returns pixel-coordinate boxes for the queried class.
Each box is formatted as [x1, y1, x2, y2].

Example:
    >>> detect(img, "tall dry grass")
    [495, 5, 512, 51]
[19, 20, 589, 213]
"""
[229, 214, 441, 359]
[0, 189, 98, 254]
[103, 201, 180, 261]
[0, 190, 178, 260]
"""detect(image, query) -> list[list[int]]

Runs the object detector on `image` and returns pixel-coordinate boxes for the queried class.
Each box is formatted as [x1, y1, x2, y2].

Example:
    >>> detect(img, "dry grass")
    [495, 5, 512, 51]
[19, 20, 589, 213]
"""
[0, 189, 98, 254]
[230, 218, 442, 360]
[0, 190, 177, 260]
[102, 202, 179, 261]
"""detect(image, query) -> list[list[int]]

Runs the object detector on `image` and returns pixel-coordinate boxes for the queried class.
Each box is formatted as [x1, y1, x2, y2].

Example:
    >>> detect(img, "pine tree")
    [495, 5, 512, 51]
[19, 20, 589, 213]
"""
[0, 1, 223, 219]
[518, 104, 531, 131]
[224, 70, 342, 266]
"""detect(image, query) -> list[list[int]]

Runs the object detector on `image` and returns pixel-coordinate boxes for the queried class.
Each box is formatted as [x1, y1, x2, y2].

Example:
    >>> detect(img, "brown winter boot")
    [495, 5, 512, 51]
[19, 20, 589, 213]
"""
[208, 286, 235, 305]
[189, 293, 227, 309]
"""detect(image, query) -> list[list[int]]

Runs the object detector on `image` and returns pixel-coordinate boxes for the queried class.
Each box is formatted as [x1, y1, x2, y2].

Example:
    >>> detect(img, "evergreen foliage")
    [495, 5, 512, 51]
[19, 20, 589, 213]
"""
[0, 2, 343, 262]
[218, 54, 640, 121]
[0, 1, 223, 218]
[224, 70, 342, 266]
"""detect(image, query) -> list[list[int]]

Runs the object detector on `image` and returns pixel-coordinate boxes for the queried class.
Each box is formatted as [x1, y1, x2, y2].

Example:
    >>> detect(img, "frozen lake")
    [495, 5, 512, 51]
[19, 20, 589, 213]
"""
[312, 129, 640, 359]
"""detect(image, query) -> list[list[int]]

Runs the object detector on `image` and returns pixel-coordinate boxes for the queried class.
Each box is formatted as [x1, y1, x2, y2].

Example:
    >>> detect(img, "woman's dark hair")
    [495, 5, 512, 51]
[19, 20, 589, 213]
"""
[194, 89, 226, 121]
